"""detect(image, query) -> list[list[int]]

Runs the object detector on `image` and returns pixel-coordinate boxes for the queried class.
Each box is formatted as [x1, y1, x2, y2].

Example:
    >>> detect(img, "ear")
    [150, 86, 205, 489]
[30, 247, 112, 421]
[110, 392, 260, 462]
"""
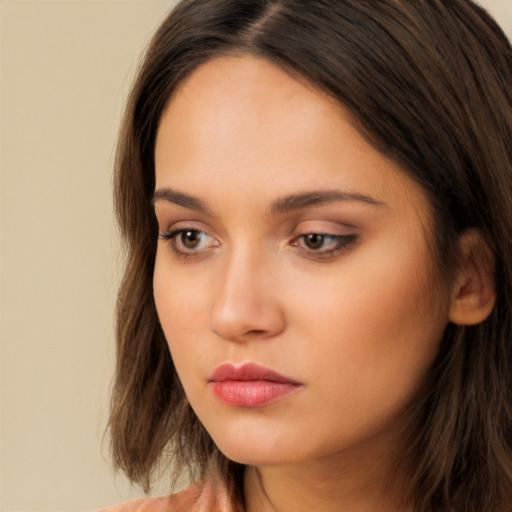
[449, 229, 496, 326]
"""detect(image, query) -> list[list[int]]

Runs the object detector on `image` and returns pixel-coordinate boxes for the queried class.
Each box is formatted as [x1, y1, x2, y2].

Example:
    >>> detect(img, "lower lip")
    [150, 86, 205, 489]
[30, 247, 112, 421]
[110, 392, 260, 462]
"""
[211, 380, 300, 407]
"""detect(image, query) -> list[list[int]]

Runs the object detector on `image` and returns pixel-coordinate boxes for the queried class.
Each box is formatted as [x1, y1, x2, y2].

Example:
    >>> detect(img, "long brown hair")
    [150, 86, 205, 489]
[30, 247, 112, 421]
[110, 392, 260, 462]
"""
[110, 1, 512, 510]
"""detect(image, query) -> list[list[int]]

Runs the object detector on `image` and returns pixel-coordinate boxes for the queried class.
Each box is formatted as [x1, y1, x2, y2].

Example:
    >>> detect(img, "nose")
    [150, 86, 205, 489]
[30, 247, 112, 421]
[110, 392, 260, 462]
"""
[209, 247, 286, 343]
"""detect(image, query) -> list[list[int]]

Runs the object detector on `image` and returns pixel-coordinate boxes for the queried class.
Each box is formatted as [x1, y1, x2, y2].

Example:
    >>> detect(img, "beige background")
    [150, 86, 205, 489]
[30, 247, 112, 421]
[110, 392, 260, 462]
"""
[0, 1, 510, 511]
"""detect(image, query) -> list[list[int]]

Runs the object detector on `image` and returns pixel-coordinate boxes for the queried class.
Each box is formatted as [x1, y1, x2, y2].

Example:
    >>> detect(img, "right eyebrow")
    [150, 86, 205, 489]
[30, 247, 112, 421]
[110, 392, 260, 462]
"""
[152, 187, 210, 214]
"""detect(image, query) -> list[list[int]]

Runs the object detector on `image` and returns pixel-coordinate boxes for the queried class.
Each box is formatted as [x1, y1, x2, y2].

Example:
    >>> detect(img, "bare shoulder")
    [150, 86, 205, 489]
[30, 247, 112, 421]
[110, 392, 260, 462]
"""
[96, 484, 202, 512]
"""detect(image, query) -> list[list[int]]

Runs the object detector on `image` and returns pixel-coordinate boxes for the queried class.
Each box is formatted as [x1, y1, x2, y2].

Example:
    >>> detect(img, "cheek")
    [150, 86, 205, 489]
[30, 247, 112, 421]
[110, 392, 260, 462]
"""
[153, 254, 215, 379]
[153, 249, 210, 318]
[289, 240, 448, 401]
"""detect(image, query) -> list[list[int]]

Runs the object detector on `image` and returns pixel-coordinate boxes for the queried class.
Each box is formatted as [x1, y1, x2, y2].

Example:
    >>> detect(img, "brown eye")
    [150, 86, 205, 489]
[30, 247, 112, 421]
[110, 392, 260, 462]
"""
[159, 227, 219, 257]
[304, 233, 326, 250]
[181, 230, 202, 249]
[292, 232, 358, 259]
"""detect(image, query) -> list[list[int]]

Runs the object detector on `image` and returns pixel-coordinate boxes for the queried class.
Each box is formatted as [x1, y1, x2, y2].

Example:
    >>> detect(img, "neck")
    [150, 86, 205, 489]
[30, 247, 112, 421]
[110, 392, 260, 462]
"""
[243, 433, 413, 512]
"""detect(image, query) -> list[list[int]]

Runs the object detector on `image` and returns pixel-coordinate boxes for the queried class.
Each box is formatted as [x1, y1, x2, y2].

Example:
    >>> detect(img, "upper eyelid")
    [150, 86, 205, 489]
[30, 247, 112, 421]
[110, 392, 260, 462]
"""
[158, 217, 358, 240]
[161, 226, 215, 240]
[293, 233, 357, 246]
[159, 225, 356, 239]
[291, 222, 358, 238]
[158, 219, 213, 234]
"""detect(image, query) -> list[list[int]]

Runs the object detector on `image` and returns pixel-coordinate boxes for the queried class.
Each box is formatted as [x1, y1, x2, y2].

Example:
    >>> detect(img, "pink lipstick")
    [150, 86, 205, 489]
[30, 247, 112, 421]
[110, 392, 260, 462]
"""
[208, 363, 302, 408]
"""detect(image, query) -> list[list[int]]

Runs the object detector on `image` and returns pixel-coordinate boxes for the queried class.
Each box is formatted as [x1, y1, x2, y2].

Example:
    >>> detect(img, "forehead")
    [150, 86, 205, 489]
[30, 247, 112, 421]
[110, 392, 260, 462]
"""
[156, 56, 349, 168]
[154, 55, 431, 222]
[164, 54, 340, 120]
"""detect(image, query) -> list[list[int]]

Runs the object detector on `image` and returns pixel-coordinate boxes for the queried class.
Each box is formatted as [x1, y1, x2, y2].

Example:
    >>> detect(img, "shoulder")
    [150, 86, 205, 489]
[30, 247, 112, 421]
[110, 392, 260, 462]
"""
[96, 483, 202, 512]
[96, 479, 241, 512]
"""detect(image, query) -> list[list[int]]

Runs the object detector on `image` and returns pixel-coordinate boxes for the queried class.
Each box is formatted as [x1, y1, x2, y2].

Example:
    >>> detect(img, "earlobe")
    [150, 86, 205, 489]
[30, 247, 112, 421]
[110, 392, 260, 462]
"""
[448, 230, 496, 326]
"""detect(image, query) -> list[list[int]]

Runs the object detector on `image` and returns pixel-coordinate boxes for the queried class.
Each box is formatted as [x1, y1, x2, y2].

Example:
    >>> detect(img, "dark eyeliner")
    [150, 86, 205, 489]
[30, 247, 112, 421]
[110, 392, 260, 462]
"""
[295, 233, 358, 261]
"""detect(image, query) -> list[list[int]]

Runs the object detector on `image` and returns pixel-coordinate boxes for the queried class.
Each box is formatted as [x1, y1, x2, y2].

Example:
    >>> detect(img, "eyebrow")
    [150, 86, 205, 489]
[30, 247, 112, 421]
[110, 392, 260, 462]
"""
[153, 188, 210, 214]
[270, 190, 386, 214]
[152, 187, 386, 214]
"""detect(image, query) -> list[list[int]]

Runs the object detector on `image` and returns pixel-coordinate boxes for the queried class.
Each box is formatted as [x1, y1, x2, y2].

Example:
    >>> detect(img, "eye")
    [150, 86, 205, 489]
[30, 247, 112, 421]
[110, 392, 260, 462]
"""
[292, 233, 357, 259]
[159, 228, 219, 257]
[303, 233, 331, 250]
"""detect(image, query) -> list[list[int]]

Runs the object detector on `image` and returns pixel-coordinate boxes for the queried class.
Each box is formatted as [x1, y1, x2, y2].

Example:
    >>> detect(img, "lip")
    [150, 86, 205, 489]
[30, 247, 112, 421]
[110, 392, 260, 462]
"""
[208, 363, 302, 408]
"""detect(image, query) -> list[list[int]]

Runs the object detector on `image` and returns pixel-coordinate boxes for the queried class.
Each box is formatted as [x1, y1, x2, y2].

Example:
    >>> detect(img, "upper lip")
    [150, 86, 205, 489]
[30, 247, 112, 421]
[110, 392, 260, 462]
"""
[208, 363, 301, 384]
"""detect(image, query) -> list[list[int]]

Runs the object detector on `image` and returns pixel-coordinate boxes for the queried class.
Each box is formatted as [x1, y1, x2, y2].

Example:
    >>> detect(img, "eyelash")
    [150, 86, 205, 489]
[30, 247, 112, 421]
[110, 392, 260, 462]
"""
[159, 229, 357, 261]
[291, 233, 357, 260]
[159, 228, 218, 258]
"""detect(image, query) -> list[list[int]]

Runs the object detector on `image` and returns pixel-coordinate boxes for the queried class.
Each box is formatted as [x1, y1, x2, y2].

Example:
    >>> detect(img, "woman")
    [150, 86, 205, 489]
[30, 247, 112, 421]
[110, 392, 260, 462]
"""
[104, 1, 512, 511]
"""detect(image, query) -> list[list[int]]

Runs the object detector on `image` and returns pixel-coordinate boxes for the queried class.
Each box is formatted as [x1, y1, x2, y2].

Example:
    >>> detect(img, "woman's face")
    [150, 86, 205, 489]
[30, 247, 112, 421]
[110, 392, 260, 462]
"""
[153, 56, 452, 467]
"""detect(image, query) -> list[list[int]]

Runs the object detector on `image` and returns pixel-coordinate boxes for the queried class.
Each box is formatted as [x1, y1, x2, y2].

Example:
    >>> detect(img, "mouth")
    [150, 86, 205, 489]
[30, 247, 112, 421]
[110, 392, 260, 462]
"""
[208, 363, 303, 408]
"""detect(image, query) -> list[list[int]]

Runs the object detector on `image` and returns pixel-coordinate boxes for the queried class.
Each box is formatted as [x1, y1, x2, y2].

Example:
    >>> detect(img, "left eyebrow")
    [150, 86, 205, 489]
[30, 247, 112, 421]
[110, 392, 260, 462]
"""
[270, 190, 386, 214]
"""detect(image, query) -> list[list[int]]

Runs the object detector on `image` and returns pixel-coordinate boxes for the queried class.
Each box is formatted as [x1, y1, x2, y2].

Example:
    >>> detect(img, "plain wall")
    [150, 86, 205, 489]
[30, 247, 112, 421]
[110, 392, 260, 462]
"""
[0, 1, 510, 511]
[0, 2, 176, 511]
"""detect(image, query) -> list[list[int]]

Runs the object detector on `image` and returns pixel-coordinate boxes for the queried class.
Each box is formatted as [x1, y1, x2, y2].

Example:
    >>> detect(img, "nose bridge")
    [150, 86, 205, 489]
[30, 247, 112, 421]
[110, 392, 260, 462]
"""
[209, 240, 284, 342]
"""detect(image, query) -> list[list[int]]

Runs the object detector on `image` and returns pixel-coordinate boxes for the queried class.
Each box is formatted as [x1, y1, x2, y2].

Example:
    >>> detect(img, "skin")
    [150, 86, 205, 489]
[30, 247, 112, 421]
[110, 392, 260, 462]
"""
[153, 56, 456, 512]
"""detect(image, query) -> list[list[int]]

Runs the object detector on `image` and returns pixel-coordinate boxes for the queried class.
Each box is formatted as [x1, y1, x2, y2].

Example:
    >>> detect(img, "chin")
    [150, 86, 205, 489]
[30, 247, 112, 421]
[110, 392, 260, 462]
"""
[208, 427, 305, 467]
[217, 444, 296, 467]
